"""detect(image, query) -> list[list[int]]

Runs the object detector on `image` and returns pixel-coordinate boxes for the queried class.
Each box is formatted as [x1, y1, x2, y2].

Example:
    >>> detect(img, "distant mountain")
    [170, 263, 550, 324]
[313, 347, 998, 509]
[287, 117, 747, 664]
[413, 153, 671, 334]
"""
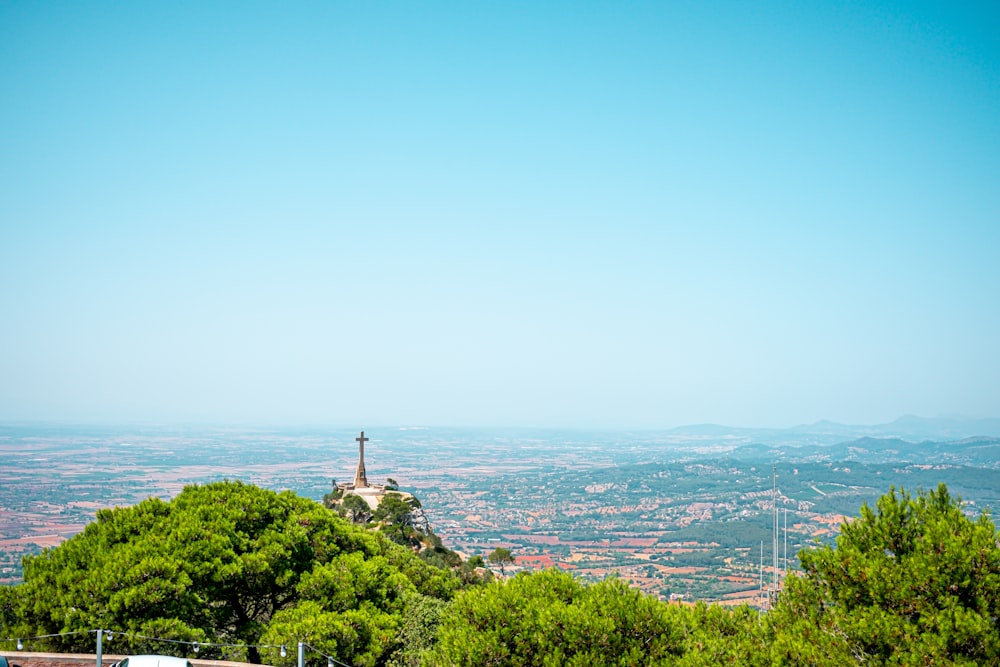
[875, 415, 1000, 440]
[787, 416, 1000, 442]
[727, 434, 1000, 469]
[839, 436, 913, 451]
[661, 416, 1000, 449]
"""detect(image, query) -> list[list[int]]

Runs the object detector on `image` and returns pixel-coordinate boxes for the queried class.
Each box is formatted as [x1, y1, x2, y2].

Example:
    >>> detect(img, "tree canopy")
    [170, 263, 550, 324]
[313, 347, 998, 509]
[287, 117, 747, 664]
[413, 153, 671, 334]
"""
[424, 569, 687, 666]
[769, 483, 1000, 665]
[2, 480, 459, 667]
[486, 548, 515, 576]
[4, 482, 998, 666]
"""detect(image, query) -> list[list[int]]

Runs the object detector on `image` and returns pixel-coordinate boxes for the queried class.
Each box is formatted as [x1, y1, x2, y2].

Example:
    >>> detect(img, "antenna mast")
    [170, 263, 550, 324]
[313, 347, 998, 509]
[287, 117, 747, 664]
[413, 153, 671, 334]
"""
[772, 465, 778, 601]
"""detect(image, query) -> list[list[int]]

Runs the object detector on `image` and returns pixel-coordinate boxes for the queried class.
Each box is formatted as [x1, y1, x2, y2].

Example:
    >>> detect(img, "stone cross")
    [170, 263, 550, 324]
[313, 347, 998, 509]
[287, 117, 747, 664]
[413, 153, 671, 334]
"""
[354, 431, 369, 488]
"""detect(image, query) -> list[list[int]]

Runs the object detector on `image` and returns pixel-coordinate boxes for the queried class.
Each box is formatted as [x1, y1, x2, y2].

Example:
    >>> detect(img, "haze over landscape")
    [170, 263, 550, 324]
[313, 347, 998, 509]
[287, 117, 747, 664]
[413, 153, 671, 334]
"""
[2, 2, 998, 430]
[4, 7, 1000, 664]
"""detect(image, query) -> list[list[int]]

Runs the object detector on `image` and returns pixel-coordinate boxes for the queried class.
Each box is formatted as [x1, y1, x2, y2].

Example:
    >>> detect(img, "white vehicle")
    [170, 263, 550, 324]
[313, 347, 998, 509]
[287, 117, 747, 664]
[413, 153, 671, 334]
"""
[112, 656, 194, 667]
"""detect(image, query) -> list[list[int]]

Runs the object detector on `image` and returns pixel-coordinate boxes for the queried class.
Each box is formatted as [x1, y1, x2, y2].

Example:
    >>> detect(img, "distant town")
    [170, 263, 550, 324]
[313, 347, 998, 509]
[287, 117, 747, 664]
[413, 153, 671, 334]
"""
[2, 421, 999, 603]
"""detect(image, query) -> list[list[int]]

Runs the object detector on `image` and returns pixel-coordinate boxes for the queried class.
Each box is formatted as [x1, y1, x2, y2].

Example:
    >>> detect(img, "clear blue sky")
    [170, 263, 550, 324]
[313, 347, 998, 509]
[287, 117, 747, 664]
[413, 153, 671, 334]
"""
[2, 1, 998, 428]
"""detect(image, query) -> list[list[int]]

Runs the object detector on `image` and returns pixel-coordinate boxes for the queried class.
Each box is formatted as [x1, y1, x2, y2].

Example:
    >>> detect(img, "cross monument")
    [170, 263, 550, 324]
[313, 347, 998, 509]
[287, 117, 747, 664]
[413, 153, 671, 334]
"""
[353, 431, 369, 488]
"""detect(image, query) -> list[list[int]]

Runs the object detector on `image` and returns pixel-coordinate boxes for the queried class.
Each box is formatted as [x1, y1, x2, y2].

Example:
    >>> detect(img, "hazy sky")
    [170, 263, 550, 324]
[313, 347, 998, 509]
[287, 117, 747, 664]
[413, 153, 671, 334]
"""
[2, 2, 998, 428]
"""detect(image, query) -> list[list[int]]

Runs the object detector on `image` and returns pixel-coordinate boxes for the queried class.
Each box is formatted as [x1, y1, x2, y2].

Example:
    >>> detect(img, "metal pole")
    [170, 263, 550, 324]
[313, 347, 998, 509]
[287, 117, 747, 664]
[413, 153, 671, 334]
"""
[96, 630, 103, 667]
[297, 642, 305, 667]
[759, 541, 763, 609]
[784, 508, 788, 578]
[773, 466, 778, 598]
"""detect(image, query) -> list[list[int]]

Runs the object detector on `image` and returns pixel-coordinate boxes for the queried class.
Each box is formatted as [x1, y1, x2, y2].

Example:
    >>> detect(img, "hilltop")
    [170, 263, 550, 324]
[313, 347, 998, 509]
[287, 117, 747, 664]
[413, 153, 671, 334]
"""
[0, 480, 469, 667]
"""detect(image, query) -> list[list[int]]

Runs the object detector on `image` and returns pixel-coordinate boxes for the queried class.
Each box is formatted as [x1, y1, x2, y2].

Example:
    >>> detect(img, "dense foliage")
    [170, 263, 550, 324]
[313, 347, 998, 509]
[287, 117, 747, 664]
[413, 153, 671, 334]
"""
[0, 481, 459, 667]
[426, 483, 1000, 666]
[424, 568, 687, 666]
[768, 484, 1000, 665]
[3, 482, 998, 666]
